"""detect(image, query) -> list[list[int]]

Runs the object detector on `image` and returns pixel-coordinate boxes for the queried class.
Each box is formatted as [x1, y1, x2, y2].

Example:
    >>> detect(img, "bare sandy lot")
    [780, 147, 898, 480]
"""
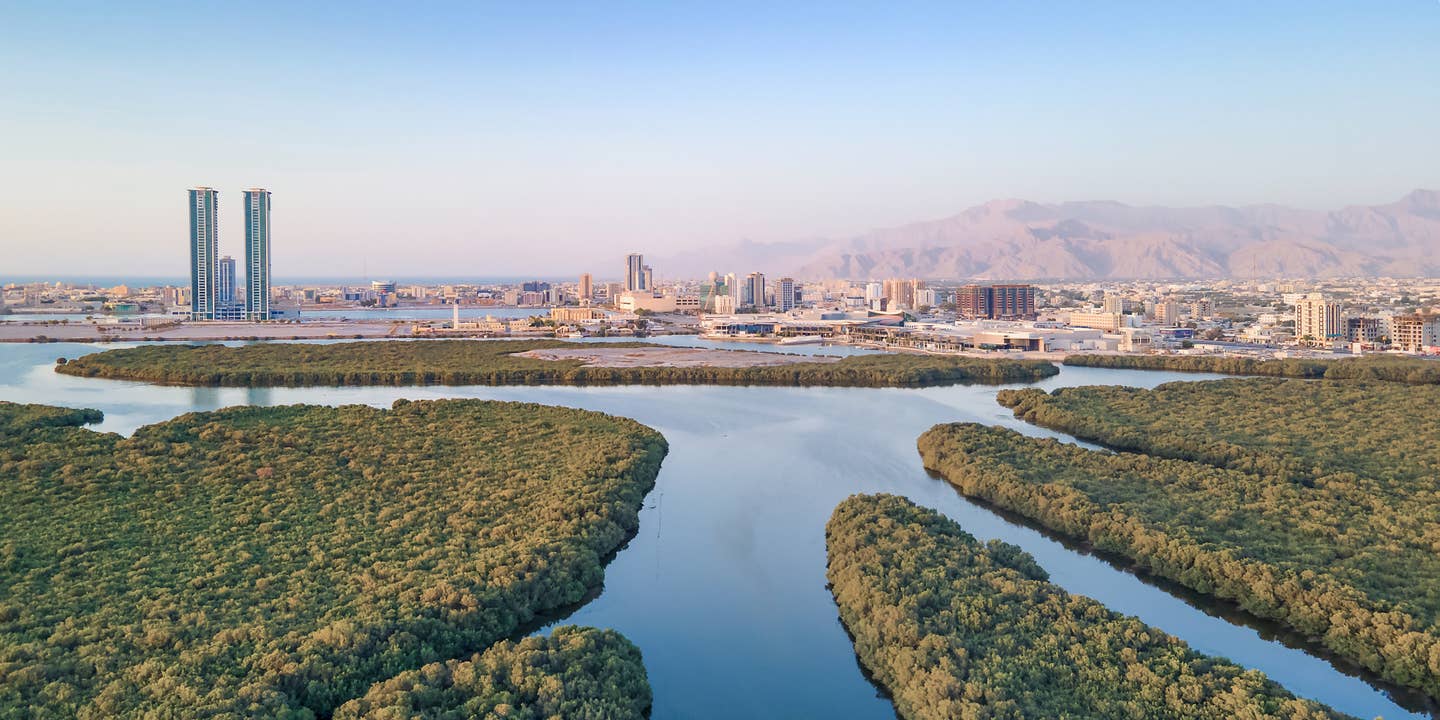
[516, 346, 839, 368]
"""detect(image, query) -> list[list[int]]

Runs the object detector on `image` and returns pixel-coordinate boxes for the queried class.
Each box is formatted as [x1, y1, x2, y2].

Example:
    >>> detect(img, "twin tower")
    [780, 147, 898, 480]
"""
[189, 187, 271, 321]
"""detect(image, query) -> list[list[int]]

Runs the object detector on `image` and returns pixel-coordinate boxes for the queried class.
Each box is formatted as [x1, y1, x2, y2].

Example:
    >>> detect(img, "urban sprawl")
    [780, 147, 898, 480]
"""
[3, 189, 1439, 356]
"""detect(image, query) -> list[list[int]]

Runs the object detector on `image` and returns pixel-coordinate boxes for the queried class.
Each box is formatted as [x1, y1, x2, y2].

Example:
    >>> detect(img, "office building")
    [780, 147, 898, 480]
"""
[578, 273, 593, 300]
[217, 256, 239, 320]
[189, 187, 220, 320]
[243, 188, 272, 321]
[1294, 293, 1342, 342]
[643, 265, 653, 292]
[776, 277, 797, 312]
[625, 253, 647, 292]
[745, 272, 766, 308]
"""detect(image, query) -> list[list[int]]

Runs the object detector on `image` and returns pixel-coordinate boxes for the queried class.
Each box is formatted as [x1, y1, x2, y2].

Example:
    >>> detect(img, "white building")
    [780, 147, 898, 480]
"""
[1294, 293, 1342, 342]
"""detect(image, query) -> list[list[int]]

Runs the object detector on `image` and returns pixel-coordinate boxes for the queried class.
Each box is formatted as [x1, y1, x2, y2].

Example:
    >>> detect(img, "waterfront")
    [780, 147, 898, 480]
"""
[0, 341, 1425, 719]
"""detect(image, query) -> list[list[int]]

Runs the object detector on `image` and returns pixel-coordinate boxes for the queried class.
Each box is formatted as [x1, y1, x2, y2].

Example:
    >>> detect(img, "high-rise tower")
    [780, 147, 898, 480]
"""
[217, 255, 238, 319]
[243, 188, 272, 321]
[625, 253, 646, 292]
[188, 187, 219, 320]
[776, 277, 797, 311]
[745, 272, 766, 308]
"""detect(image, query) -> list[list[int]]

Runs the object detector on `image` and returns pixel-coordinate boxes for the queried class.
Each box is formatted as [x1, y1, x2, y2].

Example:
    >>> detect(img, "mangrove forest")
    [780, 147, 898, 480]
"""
[333, 626, 650, 719]
[1063, 353, 1440, 383]
[826, 494, 1349, 719]
[53, 339, 1059, 387]
[0, 399, 665, 717]
[922, 378, 1440, 700]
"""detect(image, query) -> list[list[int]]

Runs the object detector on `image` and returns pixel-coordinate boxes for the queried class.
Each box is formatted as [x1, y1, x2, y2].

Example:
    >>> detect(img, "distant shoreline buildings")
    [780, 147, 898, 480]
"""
[189, 187, 271, 321]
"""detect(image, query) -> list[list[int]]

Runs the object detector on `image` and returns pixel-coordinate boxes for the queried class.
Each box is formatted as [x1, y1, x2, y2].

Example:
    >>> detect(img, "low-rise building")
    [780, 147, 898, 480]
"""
[1067, 311, 1125, 332]
[617, 292, 678, 313]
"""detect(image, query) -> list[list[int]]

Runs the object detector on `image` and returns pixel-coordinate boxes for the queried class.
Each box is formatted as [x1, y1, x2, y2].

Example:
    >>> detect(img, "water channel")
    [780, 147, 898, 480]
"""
[0, 340, 1425, 719]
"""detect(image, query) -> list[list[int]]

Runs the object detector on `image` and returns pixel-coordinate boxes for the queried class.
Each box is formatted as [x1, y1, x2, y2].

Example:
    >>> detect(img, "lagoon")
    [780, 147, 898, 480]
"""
[0, 341, 1425, 719]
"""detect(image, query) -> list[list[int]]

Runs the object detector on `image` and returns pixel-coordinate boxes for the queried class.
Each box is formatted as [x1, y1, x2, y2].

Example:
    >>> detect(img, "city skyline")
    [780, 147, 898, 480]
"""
[3, 2, 1438, 277]
[188, 187, 272, 320]
[6, 5, 1440, 720]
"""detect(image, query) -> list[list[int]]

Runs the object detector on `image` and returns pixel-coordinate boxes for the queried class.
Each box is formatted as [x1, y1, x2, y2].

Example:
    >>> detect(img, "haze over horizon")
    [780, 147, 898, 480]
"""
[3, 1, 1438, 277]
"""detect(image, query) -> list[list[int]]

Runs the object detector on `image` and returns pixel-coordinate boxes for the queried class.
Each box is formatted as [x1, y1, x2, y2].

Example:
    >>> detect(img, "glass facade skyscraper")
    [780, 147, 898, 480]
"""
[243, 188, 271, 321]
[625, 253, 646, 292]
[217, 255, 239, 320]
[188, 187, 219, 320]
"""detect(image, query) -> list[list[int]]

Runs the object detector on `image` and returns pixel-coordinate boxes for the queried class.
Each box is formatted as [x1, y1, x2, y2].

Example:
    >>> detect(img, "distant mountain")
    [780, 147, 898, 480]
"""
[672, 190, 1440, 280]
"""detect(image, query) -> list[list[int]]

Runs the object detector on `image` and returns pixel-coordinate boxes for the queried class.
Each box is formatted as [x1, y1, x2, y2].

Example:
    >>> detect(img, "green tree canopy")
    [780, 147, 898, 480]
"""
[827, 494, 1350, 719]
[55, 340, 1058, 388]
[334, 626, 650, 720]
[0, 399, 665, 717]
[921, 378, 1440, 699]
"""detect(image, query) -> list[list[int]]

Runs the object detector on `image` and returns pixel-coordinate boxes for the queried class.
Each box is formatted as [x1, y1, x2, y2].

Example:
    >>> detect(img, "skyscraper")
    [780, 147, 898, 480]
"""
[189, 187, 219, 320]
[217, 255, 238, 320]
[578, 273, 593, 300]
[745, 272, 766, 308]
[625, 253, 646, 292]
[776, 277, 797, 311]
[243, 188, 271, 321]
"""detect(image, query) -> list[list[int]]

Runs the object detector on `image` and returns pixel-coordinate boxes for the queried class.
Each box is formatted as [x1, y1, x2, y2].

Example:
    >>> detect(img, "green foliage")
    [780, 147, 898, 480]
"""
[1064, 353, 1440, 384]
[924, 379, 1440, 699]
[0, 399, 666, 717]
[334, 626, 650, 720]
[826, 494, 1349, 720]
[55, 340, 1058, 388]
[0, 401, 102, 434]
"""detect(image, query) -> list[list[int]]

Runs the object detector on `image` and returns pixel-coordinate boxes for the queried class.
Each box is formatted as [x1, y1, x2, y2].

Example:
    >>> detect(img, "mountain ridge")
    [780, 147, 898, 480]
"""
[663, 190, 1440, 280]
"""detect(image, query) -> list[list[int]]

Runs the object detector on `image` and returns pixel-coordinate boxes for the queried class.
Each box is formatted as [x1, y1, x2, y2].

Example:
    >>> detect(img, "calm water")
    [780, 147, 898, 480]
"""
[0, 342, 1425, 719]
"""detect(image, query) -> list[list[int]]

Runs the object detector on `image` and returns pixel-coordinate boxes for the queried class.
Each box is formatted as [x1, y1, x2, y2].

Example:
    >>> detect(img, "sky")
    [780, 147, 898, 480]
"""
[2, 1, 1438, 279]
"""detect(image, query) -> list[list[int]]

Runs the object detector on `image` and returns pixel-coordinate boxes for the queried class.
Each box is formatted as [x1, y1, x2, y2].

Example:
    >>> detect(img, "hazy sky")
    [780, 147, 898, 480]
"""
[2, 1, 1437, 278]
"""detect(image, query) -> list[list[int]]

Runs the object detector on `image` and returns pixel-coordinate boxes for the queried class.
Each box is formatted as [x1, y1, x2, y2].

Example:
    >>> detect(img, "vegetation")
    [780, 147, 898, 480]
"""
[0, 399, 666, 717]
[0, 401, 101, 433]
[826, 494, 1349, 719]
[1064, 353, 1440, 384]
[922, 378, 1440, 699]
[334, 626, 650, 720]
[54, 339, 1059, 388]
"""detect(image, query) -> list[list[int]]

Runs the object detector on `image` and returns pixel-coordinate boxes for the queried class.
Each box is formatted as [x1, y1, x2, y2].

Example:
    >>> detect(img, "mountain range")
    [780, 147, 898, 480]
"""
[662, 190, 1440, 281]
